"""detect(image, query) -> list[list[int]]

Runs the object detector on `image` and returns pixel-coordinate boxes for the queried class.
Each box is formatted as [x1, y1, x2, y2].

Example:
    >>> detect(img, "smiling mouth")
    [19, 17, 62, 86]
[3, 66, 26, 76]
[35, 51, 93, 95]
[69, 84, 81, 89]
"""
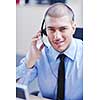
[54, 41, 64, 46]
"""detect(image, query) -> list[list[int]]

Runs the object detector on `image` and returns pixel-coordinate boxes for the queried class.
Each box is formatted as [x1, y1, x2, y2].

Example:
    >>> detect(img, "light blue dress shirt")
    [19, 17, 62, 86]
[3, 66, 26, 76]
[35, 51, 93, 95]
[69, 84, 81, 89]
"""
[16, 38, 83, 100]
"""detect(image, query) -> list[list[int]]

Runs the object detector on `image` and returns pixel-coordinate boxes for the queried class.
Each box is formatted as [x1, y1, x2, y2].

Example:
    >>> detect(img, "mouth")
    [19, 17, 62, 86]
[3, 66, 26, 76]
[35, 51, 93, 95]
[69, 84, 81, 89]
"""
[54, 40, 64, 46]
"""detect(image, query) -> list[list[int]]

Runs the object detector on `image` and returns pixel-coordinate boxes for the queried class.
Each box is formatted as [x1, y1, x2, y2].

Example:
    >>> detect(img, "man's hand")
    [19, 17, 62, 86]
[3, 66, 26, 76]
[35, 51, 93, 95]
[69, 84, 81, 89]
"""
[25, 31, 44, 68]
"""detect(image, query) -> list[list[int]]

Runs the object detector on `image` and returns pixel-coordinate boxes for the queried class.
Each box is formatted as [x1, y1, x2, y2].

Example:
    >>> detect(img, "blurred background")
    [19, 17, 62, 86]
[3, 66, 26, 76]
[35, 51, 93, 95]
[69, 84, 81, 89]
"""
[16, 0, 83, 94]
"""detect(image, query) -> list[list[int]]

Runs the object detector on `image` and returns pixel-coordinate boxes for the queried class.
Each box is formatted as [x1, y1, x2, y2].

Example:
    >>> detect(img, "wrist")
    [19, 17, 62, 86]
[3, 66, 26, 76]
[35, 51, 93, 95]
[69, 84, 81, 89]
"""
[25, 58, 35, 69]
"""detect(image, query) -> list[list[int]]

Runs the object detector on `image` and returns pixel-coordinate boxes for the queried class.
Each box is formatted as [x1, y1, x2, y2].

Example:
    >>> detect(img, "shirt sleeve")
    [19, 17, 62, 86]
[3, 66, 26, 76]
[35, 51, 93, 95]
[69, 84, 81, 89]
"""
[16, 57, 38, 85]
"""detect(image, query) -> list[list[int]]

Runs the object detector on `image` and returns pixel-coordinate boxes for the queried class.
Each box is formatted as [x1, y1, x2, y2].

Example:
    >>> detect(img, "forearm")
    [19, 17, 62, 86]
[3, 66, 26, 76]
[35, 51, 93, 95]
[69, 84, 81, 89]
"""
[16, 57, 38, 85]
[16, 62, 28, 80]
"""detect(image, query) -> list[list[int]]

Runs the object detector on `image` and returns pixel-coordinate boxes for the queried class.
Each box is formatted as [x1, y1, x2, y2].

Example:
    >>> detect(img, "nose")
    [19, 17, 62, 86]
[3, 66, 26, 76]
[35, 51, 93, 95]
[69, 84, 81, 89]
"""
[54, 30, 62, 39]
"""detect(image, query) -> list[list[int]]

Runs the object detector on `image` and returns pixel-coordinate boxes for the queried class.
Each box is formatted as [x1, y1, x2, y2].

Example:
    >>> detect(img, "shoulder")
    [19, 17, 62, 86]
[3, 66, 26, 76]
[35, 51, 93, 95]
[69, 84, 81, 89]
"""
[74, 38, 83, 59]
[73, 39, 83, 70]
[74, 38, 83, 52]
[74, 38, 83, 46]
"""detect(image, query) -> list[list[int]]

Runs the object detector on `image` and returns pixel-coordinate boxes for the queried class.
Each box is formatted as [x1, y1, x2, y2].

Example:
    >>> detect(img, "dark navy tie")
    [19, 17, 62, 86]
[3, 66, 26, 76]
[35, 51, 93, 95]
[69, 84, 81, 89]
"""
[56, 54, 66, 100]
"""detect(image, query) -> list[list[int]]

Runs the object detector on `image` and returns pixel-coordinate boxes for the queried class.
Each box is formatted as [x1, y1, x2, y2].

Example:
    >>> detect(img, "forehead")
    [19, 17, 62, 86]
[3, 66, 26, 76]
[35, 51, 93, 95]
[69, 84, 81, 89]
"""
[45, 16, 72, 27]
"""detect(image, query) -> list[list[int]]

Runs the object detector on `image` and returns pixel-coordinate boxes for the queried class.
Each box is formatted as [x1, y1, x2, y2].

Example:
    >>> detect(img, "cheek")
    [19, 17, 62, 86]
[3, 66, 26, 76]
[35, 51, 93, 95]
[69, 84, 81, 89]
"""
[47, 34, 53, 42]
[63, 34, 72, 46]
[63, 34, 71, 41]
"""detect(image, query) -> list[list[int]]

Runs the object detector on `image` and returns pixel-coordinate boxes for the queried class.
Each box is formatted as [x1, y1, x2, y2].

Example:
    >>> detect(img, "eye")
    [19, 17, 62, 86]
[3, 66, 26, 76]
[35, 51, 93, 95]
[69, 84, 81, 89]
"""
[47, 28, 55, 33]
[59, 27, 68, 32]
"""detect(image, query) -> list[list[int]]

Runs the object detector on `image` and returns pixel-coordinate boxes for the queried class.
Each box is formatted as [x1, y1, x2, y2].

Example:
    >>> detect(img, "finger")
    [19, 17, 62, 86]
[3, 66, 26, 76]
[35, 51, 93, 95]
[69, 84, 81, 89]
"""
[36, 31, 42, 38]
[31, 30, 42, 48]
[32, 33, 41, 40]
[32, 34, 39, 39]
[39, 43, 44, 51]
[31, 38, 39, 46]
[31, 38, 39, 42]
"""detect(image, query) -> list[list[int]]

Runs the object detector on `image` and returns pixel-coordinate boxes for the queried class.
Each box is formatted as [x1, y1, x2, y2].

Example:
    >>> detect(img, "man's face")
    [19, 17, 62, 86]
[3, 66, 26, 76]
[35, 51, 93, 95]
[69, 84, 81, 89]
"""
[45, 15, 76, 52]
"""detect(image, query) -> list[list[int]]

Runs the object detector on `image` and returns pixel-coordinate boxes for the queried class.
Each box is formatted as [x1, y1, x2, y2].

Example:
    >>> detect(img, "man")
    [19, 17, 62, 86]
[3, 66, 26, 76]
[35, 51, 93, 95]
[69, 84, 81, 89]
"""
[16, 3, 83, 100]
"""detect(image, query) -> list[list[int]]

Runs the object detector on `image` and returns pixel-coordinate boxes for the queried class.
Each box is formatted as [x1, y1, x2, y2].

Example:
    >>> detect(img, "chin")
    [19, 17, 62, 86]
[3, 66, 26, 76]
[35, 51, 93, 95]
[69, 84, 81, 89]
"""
[54, 47, 66, 52]
[52, 43, 69, 52]
[55, 44, 70, 52]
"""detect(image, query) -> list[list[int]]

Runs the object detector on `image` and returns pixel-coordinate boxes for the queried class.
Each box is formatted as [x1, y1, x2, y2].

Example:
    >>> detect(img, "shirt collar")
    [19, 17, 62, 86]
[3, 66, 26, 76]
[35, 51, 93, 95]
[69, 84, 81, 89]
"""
[47, 46, 59, 61]
[64, 38, 76, 60]
[47, 38, 76, 61]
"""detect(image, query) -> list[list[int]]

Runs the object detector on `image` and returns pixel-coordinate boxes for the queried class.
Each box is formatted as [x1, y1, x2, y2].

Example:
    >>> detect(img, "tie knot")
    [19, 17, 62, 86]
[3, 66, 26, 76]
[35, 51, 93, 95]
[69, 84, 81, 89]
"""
[58, 54, 66, 61]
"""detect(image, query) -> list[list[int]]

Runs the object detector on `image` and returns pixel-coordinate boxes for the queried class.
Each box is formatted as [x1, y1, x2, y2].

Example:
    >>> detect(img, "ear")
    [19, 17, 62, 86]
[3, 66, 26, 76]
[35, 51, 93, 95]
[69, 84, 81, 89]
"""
[72, 22, 76, 35]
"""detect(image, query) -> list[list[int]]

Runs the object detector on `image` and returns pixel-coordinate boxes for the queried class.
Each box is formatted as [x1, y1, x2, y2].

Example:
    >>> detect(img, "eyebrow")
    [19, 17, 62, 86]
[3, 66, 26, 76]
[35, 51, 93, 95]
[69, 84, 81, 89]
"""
[47, 26, 69, 29]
